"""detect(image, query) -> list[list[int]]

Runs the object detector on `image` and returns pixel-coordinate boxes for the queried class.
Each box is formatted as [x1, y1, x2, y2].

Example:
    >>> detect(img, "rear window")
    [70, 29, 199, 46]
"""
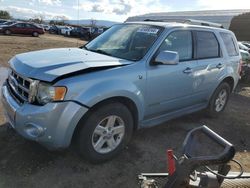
[220, 33, 239, 56]
[196, 31, 220, 59]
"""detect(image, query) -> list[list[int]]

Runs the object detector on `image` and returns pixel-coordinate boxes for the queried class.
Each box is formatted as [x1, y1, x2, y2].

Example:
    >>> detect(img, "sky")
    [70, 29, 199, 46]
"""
[1, 0, 250, 22]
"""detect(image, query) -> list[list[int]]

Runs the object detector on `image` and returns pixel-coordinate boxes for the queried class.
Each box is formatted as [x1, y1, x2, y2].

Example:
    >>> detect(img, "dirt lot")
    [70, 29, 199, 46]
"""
[0, 34, 84, 67]
[0, 34, 250, 188]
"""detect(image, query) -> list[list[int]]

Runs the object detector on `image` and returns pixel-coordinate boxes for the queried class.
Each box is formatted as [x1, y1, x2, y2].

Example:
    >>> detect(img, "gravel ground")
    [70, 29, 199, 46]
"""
[0, 34, 249, 188]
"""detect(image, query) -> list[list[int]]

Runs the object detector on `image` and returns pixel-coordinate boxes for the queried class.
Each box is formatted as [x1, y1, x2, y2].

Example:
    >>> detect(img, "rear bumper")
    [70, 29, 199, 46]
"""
[1, 83, 88, 149]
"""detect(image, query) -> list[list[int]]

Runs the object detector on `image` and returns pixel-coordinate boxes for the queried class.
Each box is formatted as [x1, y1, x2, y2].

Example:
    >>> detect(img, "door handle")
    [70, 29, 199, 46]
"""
[183, 67, 193, 74]
[216, 63, 223, 69]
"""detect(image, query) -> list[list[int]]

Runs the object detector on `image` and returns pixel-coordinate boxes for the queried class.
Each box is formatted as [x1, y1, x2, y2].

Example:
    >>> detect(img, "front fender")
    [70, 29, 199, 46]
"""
[75, 80, 145, 121]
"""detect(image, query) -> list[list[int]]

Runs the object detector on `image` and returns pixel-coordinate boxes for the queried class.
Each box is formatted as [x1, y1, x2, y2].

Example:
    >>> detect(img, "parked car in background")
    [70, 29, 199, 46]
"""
[1, 22, 241, 163]
[90, 27, 105, 39]
[61, 26, 74, 36]
[56, 25, 68, 35]
[0, 19, 7, 24]
[103, 27, 109, 32]
[238, 42, 250, 53]
[240, 49, 250, 81]
[0, 21, 17, 27]
[49, 25, 60, 34]
[0, 22, 45, 37]
[70, 26, 91, 39]
[41, 24, 51, 31]
[69, 27, 80, 37]
[240, 49, 250, 62]
[242, 41, 250, 48]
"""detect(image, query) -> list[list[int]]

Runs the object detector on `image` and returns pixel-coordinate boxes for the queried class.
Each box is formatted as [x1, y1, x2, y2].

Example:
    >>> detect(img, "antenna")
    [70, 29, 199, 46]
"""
[77, 0, 80, 47]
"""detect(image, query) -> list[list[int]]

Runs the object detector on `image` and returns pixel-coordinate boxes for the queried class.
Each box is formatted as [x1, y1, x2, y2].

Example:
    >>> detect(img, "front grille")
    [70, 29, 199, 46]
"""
[7, 70, 36, 103]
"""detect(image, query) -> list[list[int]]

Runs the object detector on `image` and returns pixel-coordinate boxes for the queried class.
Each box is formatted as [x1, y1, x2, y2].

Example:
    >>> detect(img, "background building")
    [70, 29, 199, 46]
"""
[230, 12, 250, 41]
[126, 9, 250, 30]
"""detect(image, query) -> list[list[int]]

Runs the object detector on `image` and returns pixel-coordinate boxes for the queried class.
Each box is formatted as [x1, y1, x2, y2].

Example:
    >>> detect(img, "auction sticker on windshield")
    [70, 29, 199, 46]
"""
[137, 27, 159, 34]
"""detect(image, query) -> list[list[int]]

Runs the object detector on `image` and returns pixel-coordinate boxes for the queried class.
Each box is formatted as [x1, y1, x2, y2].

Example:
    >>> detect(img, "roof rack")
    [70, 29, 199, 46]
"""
[143, 18, 224, 28]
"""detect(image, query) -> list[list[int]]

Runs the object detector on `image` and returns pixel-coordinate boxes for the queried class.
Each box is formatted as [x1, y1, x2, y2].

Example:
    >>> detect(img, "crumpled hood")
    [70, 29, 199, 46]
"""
[10, 48, 132, 82]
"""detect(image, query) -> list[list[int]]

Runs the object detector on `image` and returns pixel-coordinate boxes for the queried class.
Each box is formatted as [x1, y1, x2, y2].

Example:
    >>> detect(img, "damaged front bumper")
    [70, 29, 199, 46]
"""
[1, 82, 88, 149]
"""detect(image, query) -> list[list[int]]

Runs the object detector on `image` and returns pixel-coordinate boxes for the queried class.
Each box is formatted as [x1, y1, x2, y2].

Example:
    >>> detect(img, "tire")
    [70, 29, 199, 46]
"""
[4, 30, 11, 35]
[76, 102, 134, 163]
[207, 82, 231, 117]
[32, 32, 39, 37]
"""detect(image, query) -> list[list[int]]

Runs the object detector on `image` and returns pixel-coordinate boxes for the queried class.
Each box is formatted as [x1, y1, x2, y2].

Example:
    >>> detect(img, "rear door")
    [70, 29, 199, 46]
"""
[192, 30, 223, 101]
[12, 23, 25, 34]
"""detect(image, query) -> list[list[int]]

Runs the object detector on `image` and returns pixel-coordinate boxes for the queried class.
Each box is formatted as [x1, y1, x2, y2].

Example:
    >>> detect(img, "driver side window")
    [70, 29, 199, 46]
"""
[158, 30, 193, 61]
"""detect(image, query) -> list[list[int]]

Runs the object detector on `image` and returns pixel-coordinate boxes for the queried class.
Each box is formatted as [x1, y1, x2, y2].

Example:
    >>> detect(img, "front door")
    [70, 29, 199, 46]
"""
[145, 30, 198, 119]
[25, 24, 34, 35]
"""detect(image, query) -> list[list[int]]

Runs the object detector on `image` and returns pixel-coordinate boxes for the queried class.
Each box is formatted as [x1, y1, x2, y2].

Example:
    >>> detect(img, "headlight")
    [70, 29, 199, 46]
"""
[36, 82, 67, 105]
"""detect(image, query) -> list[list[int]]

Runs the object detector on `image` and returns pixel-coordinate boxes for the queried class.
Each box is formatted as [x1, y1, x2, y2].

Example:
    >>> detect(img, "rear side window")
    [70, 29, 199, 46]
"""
[220, 32, 239, 56]
[26, 24, 37, 28]
[196, 31, 220, 59]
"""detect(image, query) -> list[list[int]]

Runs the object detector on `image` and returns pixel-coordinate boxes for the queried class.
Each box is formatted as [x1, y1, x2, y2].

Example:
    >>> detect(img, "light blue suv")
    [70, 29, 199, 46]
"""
[1, 22, 241, 162]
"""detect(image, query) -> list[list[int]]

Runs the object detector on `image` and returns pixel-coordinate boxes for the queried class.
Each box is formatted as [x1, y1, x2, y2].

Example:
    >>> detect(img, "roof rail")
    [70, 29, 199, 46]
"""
[143, 18, 224, 28]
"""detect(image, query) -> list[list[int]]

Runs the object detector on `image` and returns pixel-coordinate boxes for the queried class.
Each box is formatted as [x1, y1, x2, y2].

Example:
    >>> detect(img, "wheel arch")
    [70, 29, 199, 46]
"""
[207, 76, 235, 106]
[221, 76, 234, 92]
[71, 96, 140, 145]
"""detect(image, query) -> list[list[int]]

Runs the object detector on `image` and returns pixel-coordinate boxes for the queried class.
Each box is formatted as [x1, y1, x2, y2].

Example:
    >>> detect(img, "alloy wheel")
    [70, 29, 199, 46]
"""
[92, 115, 125, 154]
[215, 89, 228, 112]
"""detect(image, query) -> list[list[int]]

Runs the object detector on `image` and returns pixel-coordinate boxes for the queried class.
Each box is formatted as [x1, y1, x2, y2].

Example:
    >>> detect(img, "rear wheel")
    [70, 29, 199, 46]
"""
[207, 82, 231, 117]
[32, 31, 39, 37]
[4, 30, 11, 35]
[76, 102, 134, 163]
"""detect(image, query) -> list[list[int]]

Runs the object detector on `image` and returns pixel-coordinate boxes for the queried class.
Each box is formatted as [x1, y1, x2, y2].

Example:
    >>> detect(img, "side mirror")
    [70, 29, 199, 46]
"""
[154, 51, 179, 65]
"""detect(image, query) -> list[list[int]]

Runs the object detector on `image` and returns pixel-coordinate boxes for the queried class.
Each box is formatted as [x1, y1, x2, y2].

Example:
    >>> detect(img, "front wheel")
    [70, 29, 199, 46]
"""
[207, 82, 231, 117]
[76, 102, 134, 163]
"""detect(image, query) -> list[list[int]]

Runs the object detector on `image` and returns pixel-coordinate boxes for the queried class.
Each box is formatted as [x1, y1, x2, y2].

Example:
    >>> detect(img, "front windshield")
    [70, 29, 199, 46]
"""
[85, 24, 163, 61]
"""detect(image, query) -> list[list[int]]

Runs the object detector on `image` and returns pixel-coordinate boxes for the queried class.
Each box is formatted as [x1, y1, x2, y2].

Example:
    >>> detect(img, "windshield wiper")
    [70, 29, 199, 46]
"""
[81, 47, 111, 56]
[81, 45, 88, 50]
[89, 49, 111, 56]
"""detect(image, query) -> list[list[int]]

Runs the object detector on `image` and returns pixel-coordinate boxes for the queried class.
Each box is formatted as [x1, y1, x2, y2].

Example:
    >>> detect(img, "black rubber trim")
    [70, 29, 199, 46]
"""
[52, 100, 90, 109]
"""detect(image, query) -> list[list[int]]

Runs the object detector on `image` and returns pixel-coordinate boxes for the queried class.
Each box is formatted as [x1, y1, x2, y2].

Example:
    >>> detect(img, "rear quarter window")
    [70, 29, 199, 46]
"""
[196, 31, 220, 59]
[220, 32, 239, 56]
